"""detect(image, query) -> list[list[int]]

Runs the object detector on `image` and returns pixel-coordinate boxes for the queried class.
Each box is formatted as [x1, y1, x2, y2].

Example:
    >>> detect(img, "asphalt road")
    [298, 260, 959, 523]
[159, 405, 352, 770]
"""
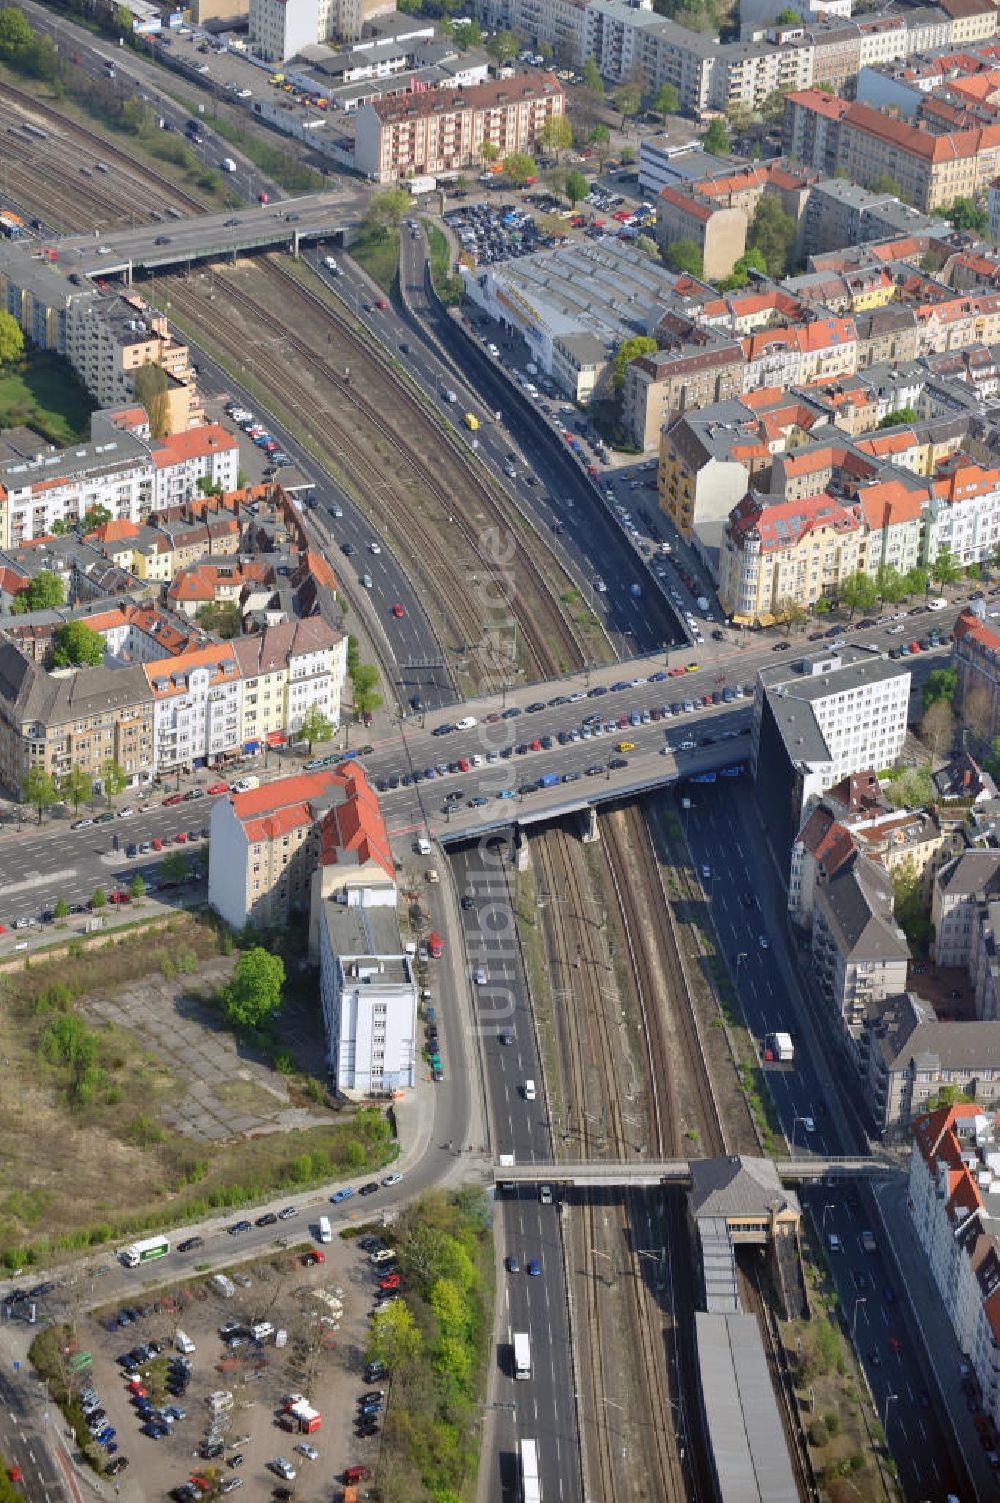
[680, 779, 967, 1499]
[450, 843, 581, 1503]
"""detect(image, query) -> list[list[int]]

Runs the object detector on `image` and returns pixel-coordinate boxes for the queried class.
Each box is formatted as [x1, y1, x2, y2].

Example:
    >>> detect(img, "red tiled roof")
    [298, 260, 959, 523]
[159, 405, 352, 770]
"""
[785, 87, 850, 121]
[955, 605, 1000, 652]
[233, 762, 393, 884]
[150, 423, 237, 469]
[658, 185, 715, 222]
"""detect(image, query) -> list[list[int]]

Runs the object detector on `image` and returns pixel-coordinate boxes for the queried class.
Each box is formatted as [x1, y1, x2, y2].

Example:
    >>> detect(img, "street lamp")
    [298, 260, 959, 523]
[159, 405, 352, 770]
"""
[882, 1390, 898, 1434]
[851, 1296, 867, 1343]
[791, 1115, 806, 1151]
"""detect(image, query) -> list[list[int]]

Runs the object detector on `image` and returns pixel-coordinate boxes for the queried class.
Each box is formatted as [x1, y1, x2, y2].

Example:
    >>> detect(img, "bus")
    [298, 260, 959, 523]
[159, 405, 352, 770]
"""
[119, 1235, 170, 1268]
[520, 1438, 540, 1503]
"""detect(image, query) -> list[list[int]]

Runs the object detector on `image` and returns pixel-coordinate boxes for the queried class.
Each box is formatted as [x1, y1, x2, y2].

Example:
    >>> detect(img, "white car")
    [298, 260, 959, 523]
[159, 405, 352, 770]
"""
[759, 934, 770, 949]
[678, 739, 696, 751]
[539, 1184, 553, 1205]
[382, 1172, 403, 1187]
[455, 716, 477, 731]
[886, 625, 905, 635]
[801, 1115, 816, 1134]
[270, 1460, 296, 1482]
[369, 541, 381, 555]
[294, 1444, 318, 1461]
[117, 806, 135, 819]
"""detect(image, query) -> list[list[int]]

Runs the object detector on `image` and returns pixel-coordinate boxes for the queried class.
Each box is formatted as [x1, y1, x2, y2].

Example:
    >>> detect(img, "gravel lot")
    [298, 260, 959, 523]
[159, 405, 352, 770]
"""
[81, 1228, 394, 1503]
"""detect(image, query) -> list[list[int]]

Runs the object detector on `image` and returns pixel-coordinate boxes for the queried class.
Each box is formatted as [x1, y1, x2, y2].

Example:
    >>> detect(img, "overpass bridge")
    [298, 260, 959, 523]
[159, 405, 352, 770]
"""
[48, 190, 366, 281]
[494, 1156, 903, 1189]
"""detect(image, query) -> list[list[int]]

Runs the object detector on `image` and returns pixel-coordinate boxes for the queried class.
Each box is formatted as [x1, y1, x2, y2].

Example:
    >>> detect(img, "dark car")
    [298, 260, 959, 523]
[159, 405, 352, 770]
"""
[358, 1182, 379, 1197]
[255, 1212, 278, 1227]
[227, 1220, 252, 1235]
[341, 541, 355, 556]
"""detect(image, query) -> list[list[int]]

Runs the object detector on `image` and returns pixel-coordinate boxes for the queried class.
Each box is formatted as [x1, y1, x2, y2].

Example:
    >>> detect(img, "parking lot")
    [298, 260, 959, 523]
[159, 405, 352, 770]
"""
[73, 1227, 400, 1502]
[445, 202, 561, 268]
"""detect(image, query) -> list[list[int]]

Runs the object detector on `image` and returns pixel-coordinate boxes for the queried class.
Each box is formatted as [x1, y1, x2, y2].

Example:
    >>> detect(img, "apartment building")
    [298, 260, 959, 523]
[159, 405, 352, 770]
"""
[655, 188, 746, 280]
[150, 425, 240, 511]
[249, 0, 395, 59]
[932, 850, 1000, 967]
[955, 606, 1000, 741]
[752, 647, 912, 856]
[233, 617, 348, 749]
[811, 848, 910, 1033]
[910, 1106, 1000, 1428]
[658, 403, 762, 566]
[865, 996, 1000, 1137]
[0, 637, 153, 796]
[145, 643, 242, 776]
[209, 760, 394, 933]
[65, 297, 202, 435]
[719, 490, 866, 624]
[622, 340, 745, 451]
[353, 73, 565, 182]
[318, 902, 417, 1093]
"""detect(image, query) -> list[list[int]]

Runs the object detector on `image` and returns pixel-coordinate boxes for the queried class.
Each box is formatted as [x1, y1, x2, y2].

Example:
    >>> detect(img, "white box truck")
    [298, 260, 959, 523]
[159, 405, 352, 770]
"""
[513, 1332, 531, 1379]
[175, 1330, 196, 1354]
[221, 157, 237, 173]
[317, 1216, 332, 1243]
[211, 1274, 236, 1299]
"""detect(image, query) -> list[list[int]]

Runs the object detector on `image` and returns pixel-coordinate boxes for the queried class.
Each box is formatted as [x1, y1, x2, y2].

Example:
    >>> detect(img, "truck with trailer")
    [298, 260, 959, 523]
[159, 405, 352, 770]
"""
[120, 1235, 169, 1268]
[513, 1332, 531, 1380]
[520, 1438, 540, 1502]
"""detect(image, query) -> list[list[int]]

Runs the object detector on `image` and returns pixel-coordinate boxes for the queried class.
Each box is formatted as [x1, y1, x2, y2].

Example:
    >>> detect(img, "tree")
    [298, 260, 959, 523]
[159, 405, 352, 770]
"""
[703, 117, 730, 155]
[487, 29, 518, 65]
[160, 850, 189, 883]
[774, 597, 807, 632]
[81, 503, 112, 533]
[748, 193, 798, 277]
[222, 947, 286, 1032]
[53, 898, 69, 919]
[50, 620, 104, 668]
[10, 570, 65, 615]
[0, 7, 33, 54]
[718, 247, 767, 290]
[962, 682, 996, 747]
[23, 766, 56, 824]
[839, 570, 878, 618]
[352, 663, 382, 718]
[590, 122, 611, 168]
[871, 173, 902, 196]
[612, 334, 657, 392]
[582, 56, 602, 93]
[100, 759, 127, 806]
[539, 115, 572, 159]
[544, 166, 567, 198]
[761, 86, 791, 123]
[90, 886, 107, 910]
[932, 548, 961, 588]
[635, 234, 659, 259]
[612, 81, 641, 125]
[452, 18, 481, 47]
[775, 6, 801, 19]
[652, 82, 679, 120]
[621, 144, 637, 164]
[129, 874, 146, 900]
[905, 565, 929, 598]
[663, 239, 704, 276]
[565, 169, 588, 206]
[891, 855, 930, 956]
[297, 704, 333, 754]
[922, 698, 956, 761]
[0, 309, 24, 367]
[367, 1300, 422, 1372]
[940, 196, 988, 233]
[878, 406, 918, 429]
[924, 667, 958, 709]
[502, 151, 535, 185]
[60, 765, 92, 812]
[480, 141, 500, 166]
[875, 565, 907, 605]
[133, 362, 170, 440]
[363, 187, 409, 236]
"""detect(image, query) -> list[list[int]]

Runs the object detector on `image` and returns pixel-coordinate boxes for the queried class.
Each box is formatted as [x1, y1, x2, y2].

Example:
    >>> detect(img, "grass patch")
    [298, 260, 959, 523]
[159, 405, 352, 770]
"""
[368, 1189, 493, 1503]
[422, 218, 464, 305]
[0, 916, 397, 1269]
[209, 113, 325, 193]
[0, 351, 94, 446]
[349, 226, 400, 294]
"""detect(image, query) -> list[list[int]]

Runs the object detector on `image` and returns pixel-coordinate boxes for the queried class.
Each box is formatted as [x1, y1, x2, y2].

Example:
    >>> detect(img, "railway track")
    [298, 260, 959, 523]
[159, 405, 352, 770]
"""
[740, 1260, 817, 1502]
[164, 257, 583, 684]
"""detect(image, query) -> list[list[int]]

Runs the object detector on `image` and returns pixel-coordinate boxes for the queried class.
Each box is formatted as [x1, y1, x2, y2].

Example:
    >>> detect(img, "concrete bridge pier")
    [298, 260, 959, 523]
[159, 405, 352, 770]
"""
[580, 806, 599, 844]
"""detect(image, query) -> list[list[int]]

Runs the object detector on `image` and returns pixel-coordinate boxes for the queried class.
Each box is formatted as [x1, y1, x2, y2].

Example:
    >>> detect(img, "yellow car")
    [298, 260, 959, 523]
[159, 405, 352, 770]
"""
[616, 740, 635, 753]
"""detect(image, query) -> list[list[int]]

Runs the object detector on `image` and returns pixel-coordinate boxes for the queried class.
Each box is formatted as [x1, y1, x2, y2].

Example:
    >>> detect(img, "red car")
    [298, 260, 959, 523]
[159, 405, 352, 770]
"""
[378, 1274, 400, 1290]
[108, 891, 131, 905]
[162, 793, 184, 807]
[392, 603, 405, 618]
[301, 1250, 326, 1266]
[207, 782, 229, 795]
[344, 1469, 370, 1485]
[888, 1336, 901, 1353]
[613, 209, 632, 222]
[375, 297, 388, 310]
[176, 831, 187, 843]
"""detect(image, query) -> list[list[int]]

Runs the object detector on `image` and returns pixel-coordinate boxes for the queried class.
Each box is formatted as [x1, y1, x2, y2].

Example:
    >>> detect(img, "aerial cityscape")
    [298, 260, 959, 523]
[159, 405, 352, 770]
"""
[7, 0, 1000, 1495]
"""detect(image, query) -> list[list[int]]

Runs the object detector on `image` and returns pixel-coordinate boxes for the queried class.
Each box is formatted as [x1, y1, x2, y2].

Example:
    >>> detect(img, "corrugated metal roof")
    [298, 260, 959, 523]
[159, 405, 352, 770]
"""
[695, 1311, 799, 1503]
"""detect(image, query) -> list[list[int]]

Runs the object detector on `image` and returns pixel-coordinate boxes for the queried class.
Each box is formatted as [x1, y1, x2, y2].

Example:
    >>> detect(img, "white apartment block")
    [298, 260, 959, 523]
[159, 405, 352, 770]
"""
[932, 851, 1000, 968]
[151, 425, 240, 511]
[249, 0, 318, 61]
[318, 901, 417, 1094]
[147, 645, 243, 773]
[234, 619, 348, 748]
[910, 1107, 1000, 1427]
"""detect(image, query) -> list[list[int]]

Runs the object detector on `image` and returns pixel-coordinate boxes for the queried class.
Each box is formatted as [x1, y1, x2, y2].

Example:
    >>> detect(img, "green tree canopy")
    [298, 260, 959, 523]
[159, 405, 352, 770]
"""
[10, 569, 65, 615]
[652, 82, 679, 118]
[612, 334, 657, 392]
[367, 1299, 423, 1372]
[761, 86, 792, 123]
[297, 704, 333, 754]
[60, 765, 92, 812]
[775, 7, 801, 20]
[718, 247, 767, 290]
[565, 169, 588, 206]
[89, 886, 107, 910]
[939, 196, 988, 233]
[364, 187, 410, 235]
[222, 947, 286, 1032]
[703, 117, 731, 155]
[133, 362, 170, 440]
[82, 503, 112, 533]
[877, 406, 918, 429]
[839, 570, 878, 617]
[160, 850, 189, 883]
[748, 193, 798, 276]
[582, 56, 603, 93]
[50, 620, 104, 668]
[100, 758, 127, 805]
[870, 173, 902, 196]
[923, 667, 958, 709]
[23, 766, 56, 823]
[539, 114, 573, 157]
[502, 151, 536, 184]
[129, 874, 146, 900]
[663, 238, 704, 276]
[480, 141, 500, 164]
[612, 81, 641, 123]
[0, 6, 33, 54]
[932, 547, 961, 586]
[0, 309, 24, 367]
[452, 18, 481, 47]
[352, 662, 382, 717]
[487, 29, 518, 64]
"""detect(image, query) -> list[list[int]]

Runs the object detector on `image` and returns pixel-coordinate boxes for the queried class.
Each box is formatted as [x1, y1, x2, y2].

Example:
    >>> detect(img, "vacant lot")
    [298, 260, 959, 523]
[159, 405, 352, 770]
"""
[0, 352, 94, 446]
[0, 919, 395, 1267]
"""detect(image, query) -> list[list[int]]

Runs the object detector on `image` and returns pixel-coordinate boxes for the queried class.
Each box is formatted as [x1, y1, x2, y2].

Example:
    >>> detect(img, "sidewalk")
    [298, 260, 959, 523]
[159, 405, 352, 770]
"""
[871, 1177, 987, 1502]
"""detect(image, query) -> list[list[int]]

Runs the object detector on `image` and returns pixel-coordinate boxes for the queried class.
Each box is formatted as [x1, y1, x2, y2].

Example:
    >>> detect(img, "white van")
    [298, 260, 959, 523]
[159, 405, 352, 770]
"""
[524, 1079, 536, 1101]
[929, 597, 949, 610]
[416, 836, 432, 856]
[317, 1216, 332, 1243]
[175, 1330, 196, 1354]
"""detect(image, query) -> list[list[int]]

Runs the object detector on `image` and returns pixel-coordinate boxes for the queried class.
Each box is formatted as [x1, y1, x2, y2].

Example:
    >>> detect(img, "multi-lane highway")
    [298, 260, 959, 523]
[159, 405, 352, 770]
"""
[450, 843, 581, 1503]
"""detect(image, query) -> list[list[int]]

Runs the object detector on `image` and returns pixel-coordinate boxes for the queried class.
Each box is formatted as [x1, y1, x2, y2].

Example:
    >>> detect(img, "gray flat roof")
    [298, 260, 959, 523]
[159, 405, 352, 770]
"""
[760, 649, 910, 767]
[696, 1311, 799, 1503]
[324, 903, 412, 986]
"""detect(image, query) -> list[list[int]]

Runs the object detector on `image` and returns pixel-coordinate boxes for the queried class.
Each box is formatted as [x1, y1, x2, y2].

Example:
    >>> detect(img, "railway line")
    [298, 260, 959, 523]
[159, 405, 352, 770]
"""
[162, 257, 585, 685]
[0, 83, 206, 231]
[740, 1261, 817, 1502]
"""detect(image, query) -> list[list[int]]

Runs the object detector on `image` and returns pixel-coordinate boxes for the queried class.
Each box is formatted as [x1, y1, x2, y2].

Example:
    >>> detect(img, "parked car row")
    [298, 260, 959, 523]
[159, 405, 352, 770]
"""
[226, 403, 289, 467]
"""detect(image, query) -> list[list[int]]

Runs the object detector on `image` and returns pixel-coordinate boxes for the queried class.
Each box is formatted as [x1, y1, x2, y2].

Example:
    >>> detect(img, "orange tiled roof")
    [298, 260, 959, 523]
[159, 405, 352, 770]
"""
[858, 479, 928, 528]
[150, 423, 237, 469]
[658, 185, 715, 223]
[144, 641, 240, 698]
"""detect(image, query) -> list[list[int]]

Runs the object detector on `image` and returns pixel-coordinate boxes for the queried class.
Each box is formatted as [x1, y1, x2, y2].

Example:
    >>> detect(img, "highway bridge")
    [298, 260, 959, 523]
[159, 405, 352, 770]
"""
[46, 190, 365, 280]
[494, 1156, 903, 1189]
